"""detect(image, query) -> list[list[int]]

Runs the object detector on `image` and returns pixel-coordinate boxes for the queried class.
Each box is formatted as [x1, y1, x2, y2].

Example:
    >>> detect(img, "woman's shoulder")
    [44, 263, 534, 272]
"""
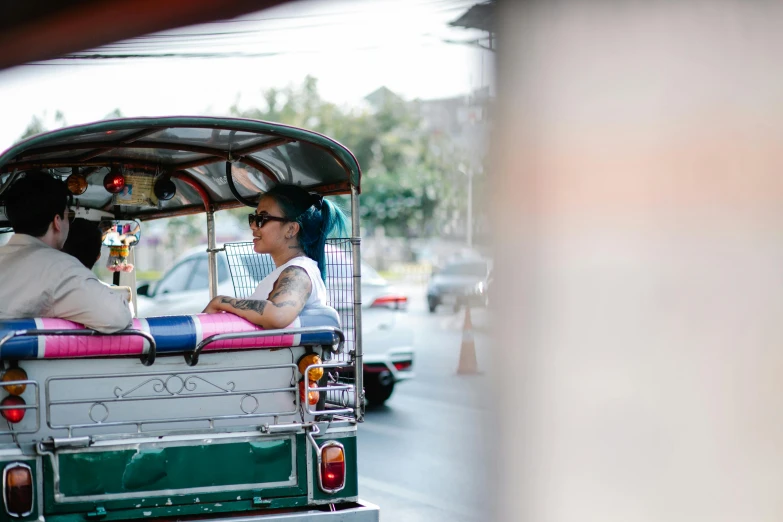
[281, 255, 319, 273]
[280, 256, 322, 285]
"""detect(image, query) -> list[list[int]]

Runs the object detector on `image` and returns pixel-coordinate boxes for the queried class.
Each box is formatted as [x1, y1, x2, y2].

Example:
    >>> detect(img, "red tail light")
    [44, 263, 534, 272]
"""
[0, 397, 25, 424]
[3, 463, 33, 517]
[370, 295, 408, 309]
[393, 361, 412, 371]
[319, 442, 346, 493]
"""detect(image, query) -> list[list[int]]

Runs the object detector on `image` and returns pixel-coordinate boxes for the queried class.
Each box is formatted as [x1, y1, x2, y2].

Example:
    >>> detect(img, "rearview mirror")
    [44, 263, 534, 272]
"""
[136, 283, 150, 297]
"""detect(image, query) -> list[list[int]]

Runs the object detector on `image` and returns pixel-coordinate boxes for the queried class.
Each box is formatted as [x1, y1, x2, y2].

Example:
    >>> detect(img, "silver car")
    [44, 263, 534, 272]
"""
[136, 245, 413, 405]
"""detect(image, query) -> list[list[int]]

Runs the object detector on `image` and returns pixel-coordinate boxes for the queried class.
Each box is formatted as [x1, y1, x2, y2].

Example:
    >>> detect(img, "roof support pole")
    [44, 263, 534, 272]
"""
[206, 209, 217, 300]
[172, 172, 218, 300]
[350, 185, 364, 422]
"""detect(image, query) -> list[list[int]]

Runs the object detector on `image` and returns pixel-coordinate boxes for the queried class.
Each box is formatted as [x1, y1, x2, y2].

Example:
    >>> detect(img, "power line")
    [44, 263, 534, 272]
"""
[96, 3, 473, 46]
[92, 28, 464, 54]
[24, 37, 451, 66]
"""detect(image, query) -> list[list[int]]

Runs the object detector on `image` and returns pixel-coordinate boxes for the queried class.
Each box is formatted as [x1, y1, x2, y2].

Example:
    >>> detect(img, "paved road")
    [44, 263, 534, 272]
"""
[357, 284, 492, 521]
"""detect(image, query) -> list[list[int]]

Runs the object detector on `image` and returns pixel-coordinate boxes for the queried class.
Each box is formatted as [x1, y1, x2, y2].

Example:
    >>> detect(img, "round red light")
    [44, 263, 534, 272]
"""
[1, 396, 25, 423]
[103, 171, 125, 194]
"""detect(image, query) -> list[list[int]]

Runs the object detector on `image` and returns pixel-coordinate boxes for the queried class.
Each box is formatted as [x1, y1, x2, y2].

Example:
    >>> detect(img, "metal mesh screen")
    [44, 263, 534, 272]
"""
[223, 239, 357, 374]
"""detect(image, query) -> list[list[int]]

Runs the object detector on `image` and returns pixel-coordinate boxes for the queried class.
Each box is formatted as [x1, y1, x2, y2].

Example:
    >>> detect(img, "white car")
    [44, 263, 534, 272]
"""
[136, 245, 414, 404]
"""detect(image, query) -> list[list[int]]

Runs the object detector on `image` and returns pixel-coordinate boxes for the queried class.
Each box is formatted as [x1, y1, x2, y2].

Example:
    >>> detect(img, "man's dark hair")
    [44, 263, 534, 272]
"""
[63, 219, 103, 269]
[3, 171, 71, 237]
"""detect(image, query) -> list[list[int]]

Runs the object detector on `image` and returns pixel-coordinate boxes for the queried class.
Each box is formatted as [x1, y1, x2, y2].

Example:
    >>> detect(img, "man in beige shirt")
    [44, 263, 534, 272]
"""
[0, 171, 131, 333]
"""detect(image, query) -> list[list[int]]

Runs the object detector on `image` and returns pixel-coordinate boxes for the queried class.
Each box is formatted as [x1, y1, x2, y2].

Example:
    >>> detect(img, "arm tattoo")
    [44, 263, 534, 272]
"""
[220, 297, 267, 314]
[272, 300, 299, 309]
[218, 266, 311, 317]
[269, 266, 312, 307]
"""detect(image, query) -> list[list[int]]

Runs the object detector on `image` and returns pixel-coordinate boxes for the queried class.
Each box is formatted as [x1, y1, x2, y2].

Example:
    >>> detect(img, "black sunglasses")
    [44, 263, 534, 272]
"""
[247, 212, 290, 228]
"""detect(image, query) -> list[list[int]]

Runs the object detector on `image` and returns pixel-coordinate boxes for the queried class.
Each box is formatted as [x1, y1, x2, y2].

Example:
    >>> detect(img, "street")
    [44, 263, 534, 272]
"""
[358, 285, 492, 522]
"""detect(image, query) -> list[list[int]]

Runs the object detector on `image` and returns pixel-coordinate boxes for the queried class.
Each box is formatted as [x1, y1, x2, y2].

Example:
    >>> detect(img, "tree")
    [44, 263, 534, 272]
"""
[229, 77, 464, 239]
[18, 115, 46, 141]
[17, 109, 125, 143]
[15, 83, 473, 241]
[18, 110, 67, 141]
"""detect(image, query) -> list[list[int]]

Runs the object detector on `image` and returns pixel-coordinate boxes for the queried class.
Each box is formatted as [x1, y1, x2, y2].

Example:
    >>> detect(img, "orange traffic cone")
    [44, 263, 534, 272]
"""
[457, 306, 479, 374]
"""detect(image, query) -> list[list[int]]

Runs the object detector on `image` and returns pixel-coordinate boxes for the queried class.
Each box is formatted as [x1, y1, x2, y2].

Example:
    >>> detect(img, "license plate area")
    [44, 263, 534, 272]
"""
[48, 434, 299, 505]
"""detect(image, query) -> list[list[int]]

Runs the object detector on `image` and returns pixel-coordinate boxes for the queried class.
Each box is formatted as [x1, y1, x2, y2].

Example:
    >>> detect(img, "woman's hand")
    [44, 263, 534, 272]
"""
[202, 296, 229, 314]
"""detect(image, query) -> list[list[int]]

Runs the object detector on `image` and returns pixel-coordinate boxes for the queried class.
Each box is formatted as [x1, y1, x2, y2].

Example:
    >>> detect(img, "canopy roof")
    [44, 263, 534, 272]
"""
[0, 117, 361, 225]
[0, 0, 287, 72]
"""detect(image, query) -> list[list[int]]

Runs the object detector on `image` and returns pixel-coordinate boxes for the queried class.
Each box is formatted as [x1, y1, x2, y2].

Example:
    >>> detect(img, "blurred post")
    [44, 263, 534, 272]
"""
[458, 161, 477, 248]
[492, 1, 783, 521]
[465, 164, 474, 248]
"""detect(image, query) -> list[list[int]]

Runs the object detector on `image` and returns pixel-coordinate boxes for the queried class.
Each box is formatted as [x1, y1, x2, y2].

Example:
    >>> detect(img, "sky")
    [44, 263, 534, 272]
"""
[0, 0, 494, 150]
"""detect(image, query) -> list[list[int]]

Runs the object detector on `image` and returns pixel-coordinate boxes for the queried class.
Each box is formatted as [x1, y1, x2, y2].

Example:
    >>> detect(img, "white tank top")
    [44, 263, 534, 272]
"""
[249, 255, 327, 311]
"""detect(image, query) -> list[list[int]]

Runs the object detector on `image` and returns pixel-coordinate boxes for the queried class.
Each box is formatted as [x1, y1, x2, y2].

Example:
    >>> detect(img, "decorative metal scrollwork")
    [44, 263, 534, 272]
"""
[113, 374, 236, 398]
[47, 364, 305, 432]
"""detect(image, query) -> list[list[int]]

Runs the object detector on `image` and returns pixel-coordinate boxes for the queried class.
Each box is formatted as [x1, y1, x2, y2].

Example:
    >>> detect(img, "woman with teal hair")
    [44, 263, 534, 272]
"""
[202, 184, 347, 329]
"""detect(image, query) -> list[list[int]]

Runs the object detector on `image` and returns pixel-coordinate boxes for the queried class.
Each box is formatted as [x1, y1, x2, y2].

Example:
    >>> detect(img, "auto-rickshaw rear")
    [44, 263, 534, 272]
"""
[0, 117, 378, 521]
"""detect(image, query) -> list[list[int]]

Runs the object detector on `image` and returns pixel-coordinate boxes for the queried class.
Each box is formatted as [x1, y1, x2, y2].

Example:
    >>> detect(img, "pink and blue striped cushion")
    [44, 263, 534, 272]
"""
[0, 312, 340, 360]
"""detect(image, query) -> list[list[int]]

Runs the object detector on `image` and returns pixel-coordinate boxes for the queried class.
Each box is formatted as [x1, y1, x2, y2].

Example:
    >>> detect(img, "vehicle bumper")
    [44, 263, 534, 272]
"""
[428, 292, 485, 306]
[364, 348, 414, 382]
[180, 501, 379, 521]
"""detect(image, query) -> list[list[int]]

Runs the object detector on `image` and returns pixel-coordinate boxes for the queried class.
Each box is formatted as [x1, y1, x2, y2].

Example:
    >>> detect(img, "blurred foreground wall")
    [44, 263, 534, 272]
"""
[492, 1, 783, 520]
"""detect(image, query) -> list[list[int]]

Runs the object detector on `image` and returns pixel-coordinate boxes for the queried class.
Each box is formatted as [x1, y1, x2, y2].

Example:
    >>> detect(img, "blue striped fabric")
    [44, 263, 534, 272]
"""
[299, 331, 341, 345]
[299, 311, 341, 346]
[146, 315, 197, 353]
[0, 319, 39, 358]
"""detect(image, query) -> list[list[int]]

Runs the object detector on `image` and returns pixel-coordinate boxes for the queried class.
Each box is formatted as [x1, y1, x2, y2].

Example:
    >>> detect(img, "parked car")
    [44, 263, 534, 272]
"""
[137, 245, 414, 404]
[426, 258, 491, 313]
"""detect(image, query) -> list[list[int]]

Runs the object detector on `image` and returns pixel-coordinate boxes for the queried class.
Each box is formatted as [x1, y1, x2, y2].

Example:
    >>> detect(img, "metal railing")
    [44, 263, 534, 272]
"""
[0, 379, 39, 435]
[45, 364, 301, 437]
[185, 326, 345, 366]
[224, 239, 362, 420]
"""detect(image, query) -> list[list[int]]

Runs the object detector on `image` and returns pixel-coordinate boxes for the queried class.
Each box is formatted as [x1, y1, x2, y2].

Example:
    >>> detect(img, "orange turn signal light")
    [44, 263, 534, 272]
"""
[298, 354, 323, 382]
[298, 381, 319, 406]
[66, 173, 88, 195]
[3, 462, 33, 517]
[2, 368, 27, 396]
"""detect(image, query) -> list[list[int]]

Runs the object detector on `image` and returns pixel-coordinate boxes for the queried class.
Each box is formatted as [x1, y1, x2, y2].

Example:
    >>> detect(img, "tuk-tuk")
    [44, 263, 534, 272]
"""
[0, 117, 379, 521]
